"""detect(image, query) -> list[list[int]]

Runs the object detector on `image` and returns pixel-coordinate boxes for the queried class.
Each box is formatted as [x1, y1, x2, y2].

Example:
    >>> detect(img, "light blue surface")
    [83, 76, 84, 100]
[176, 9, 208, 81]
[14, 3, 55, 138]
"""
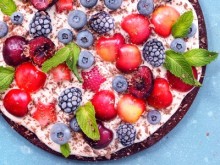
[0, 0, 220, 164]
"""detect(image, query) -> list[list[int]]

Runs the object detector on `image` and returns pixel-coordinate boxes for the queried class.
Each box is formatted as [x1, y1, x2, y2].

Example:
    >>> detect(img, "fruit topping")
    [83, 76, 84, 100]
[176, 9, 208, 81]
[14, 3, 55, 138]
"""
[78, 51, 95, 69]
[117, 123, 136, 146]
[0, 21, 8, 38]
[187, 23, 197, 38]
[15, 62, 47, 93]
[32, 102, 57, 127]
[117, 94, 146, 123]
[129, 66, 154, 99]
[96, 33, 125, 62]
[104, 0, 122, 10]
[170, 38, 186, 53]
[58, 29, 73, 44]
[82, 66, 106, 92]
[147, 110, 161, 125]
[50, 63, 71, 82]
[3, 36, 29, 67]
[76, 30, 94, 48]
[70, 118, 81, 132]
[10, 12, 23, 25]
[29, 36, 55, 66]
[30, 0, 55, 11]
[50, 123, 71, 145]
[3, 89, 31, 117]
[56, 0, 73, 13]
[67, 10, 87, 30]
[80, 0, 98, 8]
[112, 75, 128, 93]
[121, 14, 151, 44]
[137, 0, 154, 16]
[142, 39, 165, 67]
[29, 11, 52, 37]
[147, 78, 173, 109]
[151, 5, 180, 37]
[58, 87, 82, 113]
[91, 90, 117, 121]
[89, 11, 114, 34]
[116, 44, 142, 73]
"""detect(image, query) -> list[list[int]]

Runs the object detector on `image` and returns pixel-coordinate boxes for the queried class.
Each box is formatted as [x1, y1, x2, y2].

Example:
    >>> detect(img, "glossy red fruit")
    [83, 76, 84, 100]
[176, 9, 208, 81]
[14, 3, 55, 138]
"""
[15, 62, 47, 93]
[31, 0, 56, 11]
[151, 6, 180, 37]
[116, 44, 142, 73]
[91, 90, 117, 121]
[56, 0, 73, 13]
[3, 36, 29, 67]
[147, 78, 173, 109]
[3, 89, 31, 117]
[29, 36, 55, 66]
[121, 14, 151, 44]
[167, 67, 198, 92]
[96, 33, 125, 62]
[50, 63, 71, 82]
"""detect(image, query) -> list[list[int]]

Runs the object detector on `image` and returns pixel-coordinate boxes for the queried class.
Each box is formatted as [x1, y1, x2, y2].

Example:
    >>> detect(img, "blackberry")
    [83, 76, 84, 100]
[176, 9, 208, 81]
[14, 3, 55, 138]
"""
[58, 87, 82, 113]
[142, 39, 165, 67]
[117, 124, 136, 146]
[89, 11, 114, 34]
[29, 11, 52, 37]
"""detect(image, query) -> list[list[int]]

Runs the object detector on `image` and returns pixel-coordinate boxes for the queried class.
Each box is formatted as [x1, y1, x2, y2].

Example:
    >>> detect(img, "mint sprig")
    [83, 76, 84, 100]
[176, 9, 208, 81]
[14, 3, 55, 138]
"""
[60, 143, 71, 158]
[76, 102, 100, 141]
[0, 66, 15, 91]
[0, 0, 17, 16]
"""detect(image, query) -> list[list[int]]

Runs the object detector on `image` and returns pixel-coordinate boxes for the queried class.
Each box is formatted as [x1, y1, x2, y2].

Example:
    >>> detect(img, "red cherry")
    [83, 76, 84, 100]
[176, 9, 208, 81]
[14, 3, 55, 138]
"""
[31, 0, 56, 11]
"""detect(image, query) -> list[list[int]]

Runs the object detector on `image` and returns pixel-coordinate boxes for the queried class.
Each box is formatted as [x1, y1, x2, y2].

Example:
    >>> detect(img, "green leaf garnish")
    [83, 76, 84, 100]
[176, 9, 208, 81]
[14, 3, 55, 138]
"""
[172, 11, 193, 38]
[0, 66, 15, 91]
[60, 143, 71, 158]
[183, 49, 218, 66]
[0, 0, 17, 16]
[76, 102, 100, 141]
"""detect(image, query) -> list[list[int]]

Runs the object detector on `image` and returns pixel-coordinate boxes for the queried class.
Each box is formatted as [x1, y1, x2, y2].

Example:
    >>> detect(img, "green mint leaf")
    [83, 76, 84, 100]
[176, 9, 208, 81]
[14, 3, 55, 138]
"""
[42, 46, 70, 73]
[183, 49, 218, 66]
[66, 43, 82, 82]
[172, 10, 193, 38]
[0, 0, 17, 16]
[76, 102, 100, 141]
[60, 143, 71, 158]
[164, 50, 201, 86]
[0, 66, 15, 91]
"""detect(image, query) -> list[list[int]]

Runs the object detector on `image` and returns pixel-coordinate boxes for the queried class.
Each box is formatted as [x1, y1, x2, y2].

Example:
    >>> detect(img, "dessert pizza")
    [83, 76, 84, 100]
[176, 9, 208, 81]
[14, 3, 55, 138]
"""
[0, 0, 218, 161]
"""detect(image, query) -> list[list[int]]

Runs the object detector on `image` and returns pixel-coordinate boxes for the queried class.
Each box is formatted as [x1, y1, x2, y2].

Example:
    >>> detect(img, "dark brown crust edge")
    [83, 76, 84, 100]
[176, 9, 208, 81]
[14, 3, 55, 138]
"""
[0, 0, 207, 161]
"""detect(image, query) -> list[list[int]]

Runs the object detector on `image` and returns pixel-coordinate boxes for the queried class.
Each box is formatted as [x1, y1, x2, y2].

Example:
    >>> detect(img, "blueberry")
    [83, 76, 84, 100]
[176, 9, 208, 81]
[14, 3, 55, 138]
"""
[76, 30, 94, 48]
[137, 0, 154, 16]
[11, 12, 24, 25]
[78, 51, 95, 69]
[0, 21, 8, 38]
[50, 123, 71, 145]
[80, 0, 98, 8]
[70, 118, 81, 132]
[147, 110, 161, 125]
[170, 38, 186, 53]
[104, 0, 123, 10]
[112, 75, 128, 93]
[187, 23, 197, 38]
[68, 10, 87, 30]
[58, 29, 73, 44]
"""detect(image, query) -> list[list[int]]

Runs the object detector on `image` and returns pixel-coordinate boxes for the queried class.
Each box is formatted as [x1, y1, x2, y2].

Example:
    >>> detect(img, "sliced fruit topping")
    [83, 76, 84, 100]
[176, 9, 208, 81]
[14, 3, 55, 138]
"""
[56, 0, 73, 13]
[76, 30, 94, 48]
[112, 75, 128, 93]
[117, 94, 146, 123]
[3, 36, 29, 67]
[137, 0, 154, 16]
[82, 66, 106, 92]
[0, 21, 8, 38]
[104, 0, 122, 10]
[147, 78, 173, 109]
[69, 117, 81, 132]
[58, 87, 82, 113]
[50, 123, 71, 145]
[31, 0, 55, 11]
[121, 14, 151, 44]
[129, 66, 154, 99]
[80, 0, 98, 8]
[187, 23, 197, 38]
[147, 110, 161, 125]
[117, 123, 136, 146]
[91, 90, 117, 121]
[58, 29, 74, 44]
[50, 63, 71, 82]
[3, 89, 31, 117]
[32, 102, 57, 128]
[151, 5, 180, 37]
[116, 44, 142, 73]
[68, 10, 87, 30]
[170, 38, 186, 53]
[84, 122, 113, 149]
[29, 36, 55, 66]
[143, 39, 165, 67]
[15, 62, 47, 93]
[89, 11, 114, 34]
[96, 33, 125, 62]
[78, 51, 95, 69]
[10, 12, 24, 25]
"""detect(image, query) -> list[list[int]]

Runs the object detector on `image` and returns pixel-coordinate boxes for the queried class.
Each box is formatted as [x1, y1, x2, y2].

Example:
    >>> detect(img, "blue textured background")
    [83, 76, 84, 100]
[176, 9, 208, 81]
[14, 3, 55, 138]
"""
[0, 0, 220, 164]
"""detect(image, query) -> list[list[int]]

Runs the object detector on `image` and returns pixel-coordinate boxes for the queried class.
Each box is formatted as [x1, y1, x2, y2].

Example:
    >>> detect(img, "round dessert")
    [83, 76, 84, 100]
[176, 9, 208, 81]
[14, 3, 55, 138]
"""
[0, 0, 217, 161]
